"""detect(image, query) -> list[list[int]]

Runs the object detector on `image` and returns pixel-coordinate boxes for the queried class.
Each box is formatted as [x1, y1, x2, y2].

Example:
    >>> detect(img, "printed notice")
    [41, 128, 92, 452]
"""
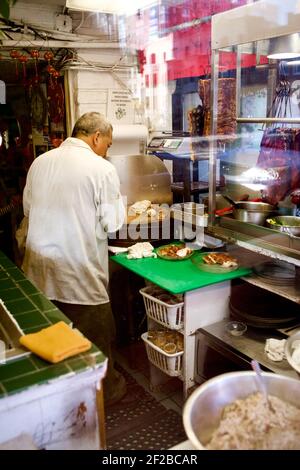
[107, 89, 134, 124]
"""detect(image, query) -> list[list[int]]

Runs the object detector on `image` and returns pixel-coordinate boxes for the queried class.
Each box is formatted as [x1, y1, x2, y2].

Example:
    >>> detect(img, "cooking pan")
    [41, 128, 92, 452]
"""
[232, 201, 276, 226]
[266, 215, 300, 237]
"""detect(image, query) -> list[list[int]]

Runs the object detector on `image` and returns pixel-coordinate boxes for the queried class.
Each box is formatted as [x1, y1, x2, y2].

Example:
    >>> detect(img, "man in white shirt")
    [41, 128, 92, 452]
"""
[22, 112, 126, 405]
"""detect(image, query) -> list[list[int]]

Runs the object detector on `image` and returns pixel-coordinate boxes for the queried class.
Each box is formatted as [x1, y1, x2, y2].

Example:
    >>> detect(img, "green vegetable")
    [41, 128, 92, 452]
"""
[267, 218, 283, 226]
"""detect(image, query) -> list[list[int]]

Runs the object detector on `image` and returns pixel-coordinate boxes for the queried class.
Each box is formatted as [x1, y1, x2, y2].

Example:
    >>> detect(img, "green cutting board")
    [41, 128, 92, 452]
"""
[111, 250, 251, 294]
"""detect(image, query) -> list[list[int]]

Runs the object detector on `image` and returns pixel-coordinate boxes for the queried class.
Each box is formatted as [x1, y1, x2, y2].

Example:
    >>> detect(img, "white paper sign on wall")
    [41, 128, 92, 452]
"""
[107, 89, 134, 124]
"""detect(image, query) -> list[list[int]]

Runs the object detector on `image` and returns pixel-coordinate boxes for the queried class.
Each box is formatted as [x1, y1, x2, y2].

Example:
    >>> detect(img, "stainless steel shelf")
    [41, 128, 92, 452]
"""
[210, 217, 300, 264]
[242, 275, 300, 304]
[199, 320, 298, 379]
[236, 117, 300, 124]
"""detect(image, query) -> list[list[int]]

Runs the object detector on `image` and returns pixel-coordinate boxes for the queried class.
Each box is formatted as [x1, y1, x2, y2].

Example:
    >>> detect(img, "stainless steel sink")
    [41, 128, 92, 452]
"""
[0, 301, 30, 362]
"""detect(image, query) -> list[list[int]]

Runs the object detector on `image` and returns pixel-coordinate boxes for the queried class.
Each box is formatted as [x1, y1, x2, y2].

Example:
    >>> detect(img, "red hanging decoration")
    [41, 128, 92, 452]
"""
[10, 49, 20, 78]
[47, 65, 56, 89]
[44, 51, 54, 62]
[46, 64, 55, 75]
[48, 80, 64, 124]
[30, 49, 40, 82]
[52, 70, 60, 81]
[44, 51, 55, 86]
[137, 49, 146, 74]
[19, 54, 29, 84]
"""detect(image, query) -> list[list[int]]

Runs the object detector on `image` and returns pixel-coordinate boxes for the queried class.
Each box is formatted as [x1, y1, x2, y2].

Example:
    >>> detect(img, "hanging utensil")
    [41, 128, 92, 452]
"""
[223, 195, 238, 207]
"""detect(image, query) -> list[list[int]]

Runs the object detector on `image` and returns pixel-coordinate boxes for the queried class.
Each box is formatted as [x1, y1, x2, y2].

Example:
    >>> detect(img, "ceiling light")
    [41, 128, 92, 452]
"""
[267, 33, 300, 60]
[66, 0, 155, 15]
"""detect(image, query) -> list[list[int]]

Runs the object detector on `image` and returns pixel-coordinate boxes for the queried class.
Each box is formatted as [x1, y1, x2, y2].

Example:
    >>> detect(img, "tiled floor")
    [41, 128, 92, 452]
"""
[114, 339, 184, 416]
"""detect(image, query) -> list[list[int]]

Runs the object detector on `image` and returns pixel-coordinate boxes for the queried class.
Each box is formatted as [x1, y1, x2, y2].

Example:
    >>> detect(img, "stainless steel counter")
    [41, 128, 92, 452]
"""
[198, 319, 299, 379]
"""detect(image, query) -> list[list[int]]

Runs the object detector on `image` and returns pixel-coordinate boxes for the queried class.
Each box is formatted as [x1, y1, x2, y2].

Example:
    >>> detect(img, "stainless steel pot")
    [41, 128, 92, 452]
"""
[232, 201, 275, 225]
[266, 215, 300, 237]
[183, 371, 300, 450]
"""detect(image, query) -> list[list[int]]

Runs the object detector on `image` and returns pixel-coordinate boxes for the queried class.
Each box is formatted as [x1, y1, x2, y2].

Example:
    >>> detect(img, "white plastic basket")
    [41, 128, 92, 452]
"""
[140, 286, 184, 330]
[141, 332, 183, 377]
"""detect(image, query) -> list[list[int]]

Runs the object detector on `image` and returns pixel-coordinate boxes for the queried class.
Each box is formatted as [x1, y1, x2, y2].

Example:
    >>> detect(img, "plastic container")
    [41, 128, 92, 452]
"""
[141, 332, 183, 377]
[140, 286, 184, 330]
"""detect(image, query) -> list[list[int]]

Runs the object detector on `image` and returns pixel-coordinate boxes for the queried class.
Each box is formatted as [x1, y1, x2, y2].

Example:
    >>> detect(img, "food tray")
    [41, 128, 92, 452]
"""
[141, 332, 183, 377]
[140, 286, 184, 330]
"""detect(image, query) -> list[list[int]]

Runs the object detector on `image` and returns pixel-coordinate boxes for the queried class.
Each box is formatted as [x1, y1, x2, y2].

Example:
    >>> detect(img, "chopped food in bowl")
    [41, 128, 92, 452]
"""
[183, 371, 300, 450]
[157, 243, 193, 260]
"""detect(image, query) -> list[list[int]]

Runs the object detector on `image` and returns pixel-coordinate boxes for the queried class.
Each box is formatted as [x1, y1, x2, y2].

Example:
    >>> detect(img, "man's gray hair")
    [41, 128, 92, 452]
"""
[72, 112, 113, 137]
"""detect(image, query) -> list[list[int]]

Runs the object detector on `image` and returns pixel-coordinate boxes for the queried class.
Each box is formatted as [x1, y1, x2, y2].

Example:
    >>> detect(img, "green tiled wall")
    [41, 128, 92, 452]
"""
[0, 252, 106, 398]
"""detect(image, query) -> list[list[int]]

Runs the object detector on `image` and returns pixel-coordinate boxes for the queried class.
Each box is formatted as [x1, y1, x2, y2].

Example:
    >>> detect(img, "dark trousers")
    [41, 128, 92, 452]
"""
[52, 300, 122, 400]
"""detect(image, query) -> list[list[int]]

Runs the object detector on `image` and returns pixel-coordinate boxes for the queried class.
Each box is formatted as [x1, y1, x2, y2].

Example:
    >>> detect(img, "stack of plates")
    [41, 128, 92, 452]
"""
[253, 261, 296, 286]
[230, 283, 300, 328]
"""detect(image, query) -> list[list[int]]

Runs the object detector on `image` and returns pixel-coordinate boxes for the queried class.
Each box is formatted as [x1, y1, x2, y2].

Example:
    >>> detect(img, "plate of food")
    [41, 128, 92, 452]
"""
[192, 252, 239, 273]
[127, 200, 168, 224]
[156, 243, 194, 261]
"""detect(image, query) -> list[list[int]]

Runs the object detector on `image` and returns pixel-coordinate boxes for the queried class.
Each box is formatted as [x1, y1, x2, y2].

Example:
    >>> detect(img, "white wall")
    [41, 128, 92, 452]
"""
[7, 2, 141, 136]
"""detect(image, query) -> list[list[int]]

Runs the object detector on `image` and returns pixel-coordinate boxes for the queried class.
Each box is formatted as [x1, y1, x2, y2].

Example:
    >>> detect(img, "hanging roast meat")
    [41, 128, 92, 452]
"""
[198, 78, 236, 137]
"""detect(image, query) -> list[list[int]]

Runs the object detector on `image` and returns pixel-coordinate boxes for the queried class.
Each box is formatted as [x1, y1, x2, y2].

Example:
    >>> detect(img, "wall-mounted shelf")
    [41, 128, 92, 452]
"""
[236, 117, 300, 124]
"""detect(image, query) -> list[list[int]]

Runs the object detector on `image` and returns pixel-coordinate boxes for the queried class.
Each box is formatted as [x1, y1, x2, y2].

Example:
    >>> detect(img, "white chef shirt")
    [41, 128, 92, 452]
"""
[22, 137, 125, 305]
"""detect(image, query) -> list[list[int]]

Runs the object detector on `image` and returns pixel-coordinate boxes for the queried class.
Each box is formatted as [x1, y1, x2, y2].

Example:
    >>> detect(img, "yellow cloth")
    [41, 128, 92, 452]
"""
[19, 321, 91, 363]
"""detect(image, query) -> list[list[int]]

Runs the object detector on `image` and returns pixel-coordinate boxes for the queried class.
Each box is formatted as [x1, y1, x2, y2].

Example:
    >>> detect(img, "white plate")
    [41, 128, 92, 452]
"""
[192, 252, 239, 273]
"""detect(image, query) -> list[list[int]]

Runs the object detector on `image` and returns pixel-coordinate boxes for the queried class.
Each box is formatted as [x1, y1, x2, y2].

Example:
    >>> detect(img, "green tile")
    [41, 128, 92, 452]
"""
[7, 267, 26, 281]
[3, 363, 71, 395]
[0, 387, 6, 398]
[0, 257, 16, 269]
[88, 343, 99, 354]
[15, 311, 49, 330]
[0, 288, 24, 302]
[44, 308, 71, 325]
[0, 357, 36, 381]
[81, 346, 106, 365]
[5, 297, 37, 315]
[0, 278, 16, 291]
[0, 271, 9, 280]
[30, 293, 57, 313]
[29, 355, 52, 369]
[63, 356, 88, 372]
[22, 325, 49, 334]
[94, 351, 106, 364]
[17, 280, 40, 296]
